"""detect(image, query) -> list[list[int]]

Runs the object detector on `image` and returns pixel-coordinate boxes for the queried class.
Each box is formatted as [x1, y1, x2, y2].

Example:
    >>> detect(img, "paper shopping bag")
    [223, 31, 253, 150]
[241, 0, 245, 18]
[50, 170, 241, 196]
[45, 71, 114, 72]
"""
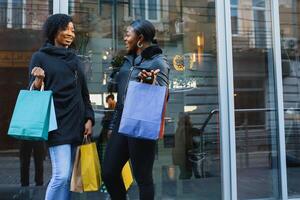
[122, 161, 133, 191]
[70, 147, 83, 192]
[159, 89, 168, 139]
[8, 89, 57, 141]
[119, 81, 168, 140]
[80, 141, 101, 192]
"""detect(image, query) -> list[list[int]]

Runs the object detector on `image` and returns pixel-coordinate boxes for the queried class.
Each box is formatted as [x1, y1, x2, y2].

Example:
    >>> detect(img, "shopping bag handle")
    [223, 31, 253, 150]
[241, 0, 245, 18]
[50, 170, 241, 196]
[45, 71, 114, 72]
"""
[140, 75, 157, 85]
[30, 81, 45, 91]
[82, 135, 91, 144]
[123, 66, 158, 103]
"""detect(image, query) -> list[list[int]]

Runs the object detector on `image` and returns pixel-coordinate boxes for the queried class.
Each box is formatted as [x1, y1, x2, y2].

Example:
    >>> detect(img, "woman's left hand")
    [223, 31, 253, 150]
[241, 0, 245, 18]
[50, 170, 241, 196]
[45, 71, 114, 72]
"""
[139, 69, 160, 84]
[84, 119, 93, 136]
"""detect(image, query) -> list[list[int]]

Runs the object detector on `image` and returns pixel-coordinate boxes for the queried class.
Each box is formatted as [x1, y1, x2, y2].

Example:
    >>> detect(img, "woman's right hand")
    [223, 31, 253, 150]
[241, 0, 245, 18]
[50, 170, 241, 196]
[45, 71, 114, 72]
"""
[31, 67, 45, 89]
[107, 130, 112, 139]
[139, 69, 160, 84]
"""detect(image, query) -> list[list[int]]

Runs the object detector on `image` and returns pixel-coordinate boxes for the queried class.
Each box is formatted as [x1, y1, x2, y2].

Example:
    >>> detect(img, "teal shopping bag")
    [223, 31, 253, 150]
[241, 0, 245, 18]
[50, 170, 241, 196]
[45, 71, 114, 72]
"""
[8, 89, 57, 141]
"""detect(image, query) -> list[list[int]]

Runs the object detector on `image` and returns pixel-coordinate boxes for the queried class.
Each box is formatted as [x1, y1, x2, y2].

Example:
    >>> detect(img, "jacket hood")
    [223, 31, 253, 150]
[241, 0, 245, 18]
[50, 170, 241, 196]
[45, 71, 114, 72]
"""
[141, 45, 163, 59]
[39, 42, 77, 60]
[125, 45, 163, 66]
[39, 42, 78, 71]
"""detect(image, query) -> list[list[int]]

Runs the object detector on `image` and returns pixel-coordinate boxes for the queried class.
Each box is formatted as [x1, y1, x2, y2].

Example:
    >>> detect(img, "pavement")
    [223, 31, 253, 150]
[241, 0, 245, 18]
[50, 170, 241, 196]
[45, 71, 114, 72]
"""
[0, 151, 224, 200]
[0, 151, 109, 200]
[1, 150, 300, 200]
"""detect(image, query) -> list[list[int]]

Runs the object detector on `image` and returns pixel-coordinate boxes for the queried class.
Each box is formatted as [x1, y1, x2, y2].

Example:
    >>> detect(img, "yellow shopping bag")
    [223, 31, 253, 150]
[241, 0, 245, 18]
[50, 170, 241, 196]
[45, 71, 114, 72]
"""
[80, 136, 102, 192]
[122, 161, 133, 191]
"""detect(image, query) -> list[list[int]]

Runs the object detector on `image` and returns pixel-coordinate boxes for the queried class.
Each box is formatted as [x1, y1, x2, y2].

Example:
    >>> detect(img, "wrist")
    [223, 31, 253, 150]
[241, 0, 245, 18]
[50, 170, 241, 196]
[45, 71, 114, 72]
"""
[33, 79, 43, 89]
[85, 119, 93, 125]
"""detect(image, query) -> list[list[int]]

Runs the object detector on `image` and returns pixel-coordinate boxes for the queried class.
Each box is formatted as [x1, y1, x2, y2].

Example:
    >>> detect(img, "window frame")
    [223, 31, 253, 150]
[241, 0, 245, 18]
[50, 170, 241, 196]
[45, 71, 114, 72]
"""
[126, 0, 161, 22]
[231, 0, 239, 36]
[0, 0, 8, 28]
[252, 1, 270, 49]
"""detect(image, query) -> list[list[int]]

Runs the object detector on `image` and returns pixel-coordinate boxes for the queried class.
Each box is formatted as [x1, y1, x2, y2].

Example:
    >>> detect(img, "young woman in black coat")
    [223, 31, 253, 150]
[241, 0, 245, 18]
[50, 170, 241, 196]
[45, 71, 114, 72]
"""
[102, 19, 170, 200]
[29, 14, 94, 200]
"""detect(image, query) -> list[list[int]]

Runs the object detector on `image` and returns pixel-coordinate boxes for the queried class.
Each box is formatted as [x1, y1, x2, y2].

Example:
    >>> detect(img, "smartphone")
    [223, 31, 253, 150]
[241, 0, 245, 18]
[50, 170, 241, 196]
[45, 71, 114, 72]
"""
[140, 68, 154, 83]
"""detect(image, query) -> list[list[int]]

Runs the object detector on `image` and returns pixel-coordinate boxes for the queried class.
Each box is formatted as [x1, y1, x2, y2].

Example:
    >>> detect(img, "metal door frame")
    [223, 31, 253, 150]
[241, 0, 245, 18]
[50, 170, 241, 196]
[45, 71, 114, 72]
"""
[58, 0, 293, 199]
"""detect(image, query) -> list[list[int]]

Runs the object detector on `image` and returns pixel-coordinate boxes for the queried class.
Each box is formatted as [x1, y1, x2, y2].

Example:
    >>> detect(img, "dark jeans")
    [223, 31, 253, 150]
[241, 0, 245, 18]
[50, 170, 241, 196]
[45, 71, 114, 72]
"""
[102, 133, 156, 200]
[20, 141, 45, 186]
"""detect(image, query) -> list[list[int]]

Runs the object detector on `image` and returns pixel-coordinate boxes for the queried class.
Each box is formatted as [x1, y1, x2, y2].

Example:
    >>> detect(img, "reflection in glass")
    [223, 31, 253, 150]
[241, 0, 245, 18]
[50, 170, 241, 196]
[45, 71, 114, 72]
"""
[279, 0, 300, 198]
[173, 113, 202, 180]
[230, 0, 280, 199]
[69, 0, 221, 199]
[0, 1, 53, 197]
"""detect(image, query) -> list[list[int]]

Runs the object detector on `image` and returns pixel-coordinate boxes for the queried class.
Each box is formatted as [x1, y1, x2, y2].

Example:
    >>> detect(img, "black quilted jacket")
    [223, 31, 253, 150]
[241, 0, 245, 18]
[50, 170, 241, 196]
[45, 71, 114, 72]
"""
[108, 45, 170, 134]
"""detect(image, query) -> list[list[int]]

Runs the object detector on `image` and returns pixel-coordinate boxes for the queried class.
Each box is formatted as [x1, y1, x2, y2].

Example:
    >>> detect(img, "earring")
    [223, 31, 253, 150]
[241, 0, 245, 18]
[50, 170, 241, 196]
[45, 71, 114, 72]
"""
[137, 41, 143, 48]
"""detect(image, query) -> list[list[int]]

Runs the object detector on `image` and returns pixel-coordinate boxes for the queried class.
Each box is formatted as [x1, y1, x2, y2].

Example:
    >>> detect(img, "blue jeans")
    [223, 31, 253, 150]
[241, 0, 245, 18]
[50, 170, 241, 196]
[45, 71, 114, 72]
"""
[45, 144, 76, 200]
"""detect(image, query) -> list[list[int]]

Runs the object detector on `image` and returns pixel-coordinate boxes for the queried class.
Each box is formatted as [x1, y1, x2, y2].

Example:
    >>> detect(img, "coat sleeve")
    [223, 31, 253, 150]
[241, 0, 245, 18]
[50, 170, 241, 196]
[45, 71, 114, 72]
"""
[153, 55, 170, 103]
[78, 60, 95, 126]
[82, 80, 95, 125]
[108, 88, 120, 131]
[28, 52, 42, 89]
[153, 56, 170, 87]
[108, 107, 118, 131]
[108, 66, 122, 132]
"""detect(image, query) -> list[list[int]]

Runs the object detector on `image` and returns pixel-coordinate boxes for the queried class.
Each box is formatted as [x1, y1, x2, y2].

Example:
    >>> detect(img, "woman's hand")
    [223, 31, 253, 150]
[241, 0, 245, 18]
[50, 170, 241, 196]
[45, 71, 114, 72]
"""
[107, 130, 112, 139]
[84, 119, 93, 136]
[139, 69, 160, 84]
[31, 67, 45, 89]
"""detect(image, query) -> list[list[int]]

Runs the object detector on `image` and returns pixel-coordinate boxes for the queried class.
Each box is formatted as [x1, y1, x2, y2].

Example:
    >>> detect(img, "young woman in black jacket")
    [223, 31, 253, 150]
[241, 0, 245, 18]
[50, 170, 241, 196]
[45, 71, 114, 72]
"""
[102, 19, 170, 200]
[29, 14, 94, 200]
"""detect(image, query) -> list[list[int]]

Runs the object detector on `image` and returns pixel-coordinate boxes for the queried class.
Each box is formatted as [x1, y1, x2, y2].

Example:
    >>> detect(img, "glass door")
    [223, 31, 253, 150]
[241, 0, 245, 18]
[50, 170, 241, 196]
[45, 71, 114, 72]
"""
[69, 0, 222, 199]
[230, 0, 281, 199]
[279, 0, 300, 198]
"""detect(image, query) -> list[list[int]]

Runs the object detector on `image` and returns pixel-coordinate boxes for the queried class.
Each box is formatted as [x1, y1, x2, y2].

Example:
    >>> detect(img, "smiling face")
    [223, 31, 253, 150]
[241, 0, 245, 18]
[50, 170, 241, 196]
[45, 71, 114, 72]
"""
[54, 22, 75, 48]
[124, 26, 140, 53]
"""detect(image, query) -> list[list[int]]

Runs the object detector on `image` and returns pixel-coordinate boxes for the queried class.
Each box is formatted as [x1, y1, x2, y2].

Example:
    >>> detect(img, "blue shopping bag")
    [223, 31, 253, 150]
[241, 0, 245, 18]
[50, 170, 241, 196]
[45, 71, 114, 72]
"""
[8, 89, 57, 141]
[119, 81, 167, 140]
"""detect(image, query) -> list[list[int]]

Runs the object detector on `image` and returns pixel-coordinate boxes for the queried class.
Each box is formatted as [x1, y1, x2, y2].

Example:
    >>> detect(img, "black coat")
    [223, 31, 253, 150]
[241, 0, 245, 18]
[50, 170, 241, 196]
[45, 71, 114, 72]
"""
[28, 43, 95, 147]
[109, 45, 170, 134]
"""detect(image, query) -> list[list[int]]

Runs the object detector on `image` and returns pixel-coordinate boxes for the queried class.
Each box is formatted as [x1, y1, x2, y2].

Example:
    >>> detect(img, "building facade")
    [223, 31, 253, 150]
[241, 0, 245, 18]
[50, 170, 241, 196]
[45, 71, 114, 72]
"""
[0, 0, 299, 199]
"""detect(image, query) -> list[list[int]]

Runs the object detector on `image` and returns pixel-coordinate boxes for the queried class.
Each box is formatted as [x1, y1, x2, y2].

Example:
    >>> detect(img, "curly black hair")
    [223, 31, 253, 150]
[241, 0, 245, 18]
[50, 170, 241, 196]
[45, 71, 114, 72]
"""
[43, 14, 73, 44]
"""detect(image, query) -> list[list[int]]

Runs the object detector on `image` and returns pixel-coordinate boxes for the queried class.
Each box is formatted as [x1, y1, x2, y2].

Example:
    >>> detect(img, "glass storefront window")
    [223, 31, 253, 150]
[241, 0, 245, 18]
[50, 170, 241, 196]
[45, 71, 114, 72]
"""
[2, 0, 299, 199]
[231, 0, 239, 35]
[230, 0, 281, 199]
[0, 1, 53, 150]
[0, 0, 52, 198]
[69, 0, 221, 199]
[0, 1, 7, 28]
[279, 0, 300, 198]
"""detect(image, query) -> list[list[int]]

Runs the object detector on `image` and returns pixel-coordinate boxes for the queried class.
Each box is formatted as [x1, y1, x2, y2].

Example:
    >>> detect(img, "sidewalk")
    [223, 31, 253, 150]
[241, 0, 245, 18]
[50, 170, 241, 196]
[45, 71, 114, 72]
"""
[0, 153, 137, 200]
[0, 151, 223, 200]
[0, 186, 113, 200]
[0, 155, 51, 186]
